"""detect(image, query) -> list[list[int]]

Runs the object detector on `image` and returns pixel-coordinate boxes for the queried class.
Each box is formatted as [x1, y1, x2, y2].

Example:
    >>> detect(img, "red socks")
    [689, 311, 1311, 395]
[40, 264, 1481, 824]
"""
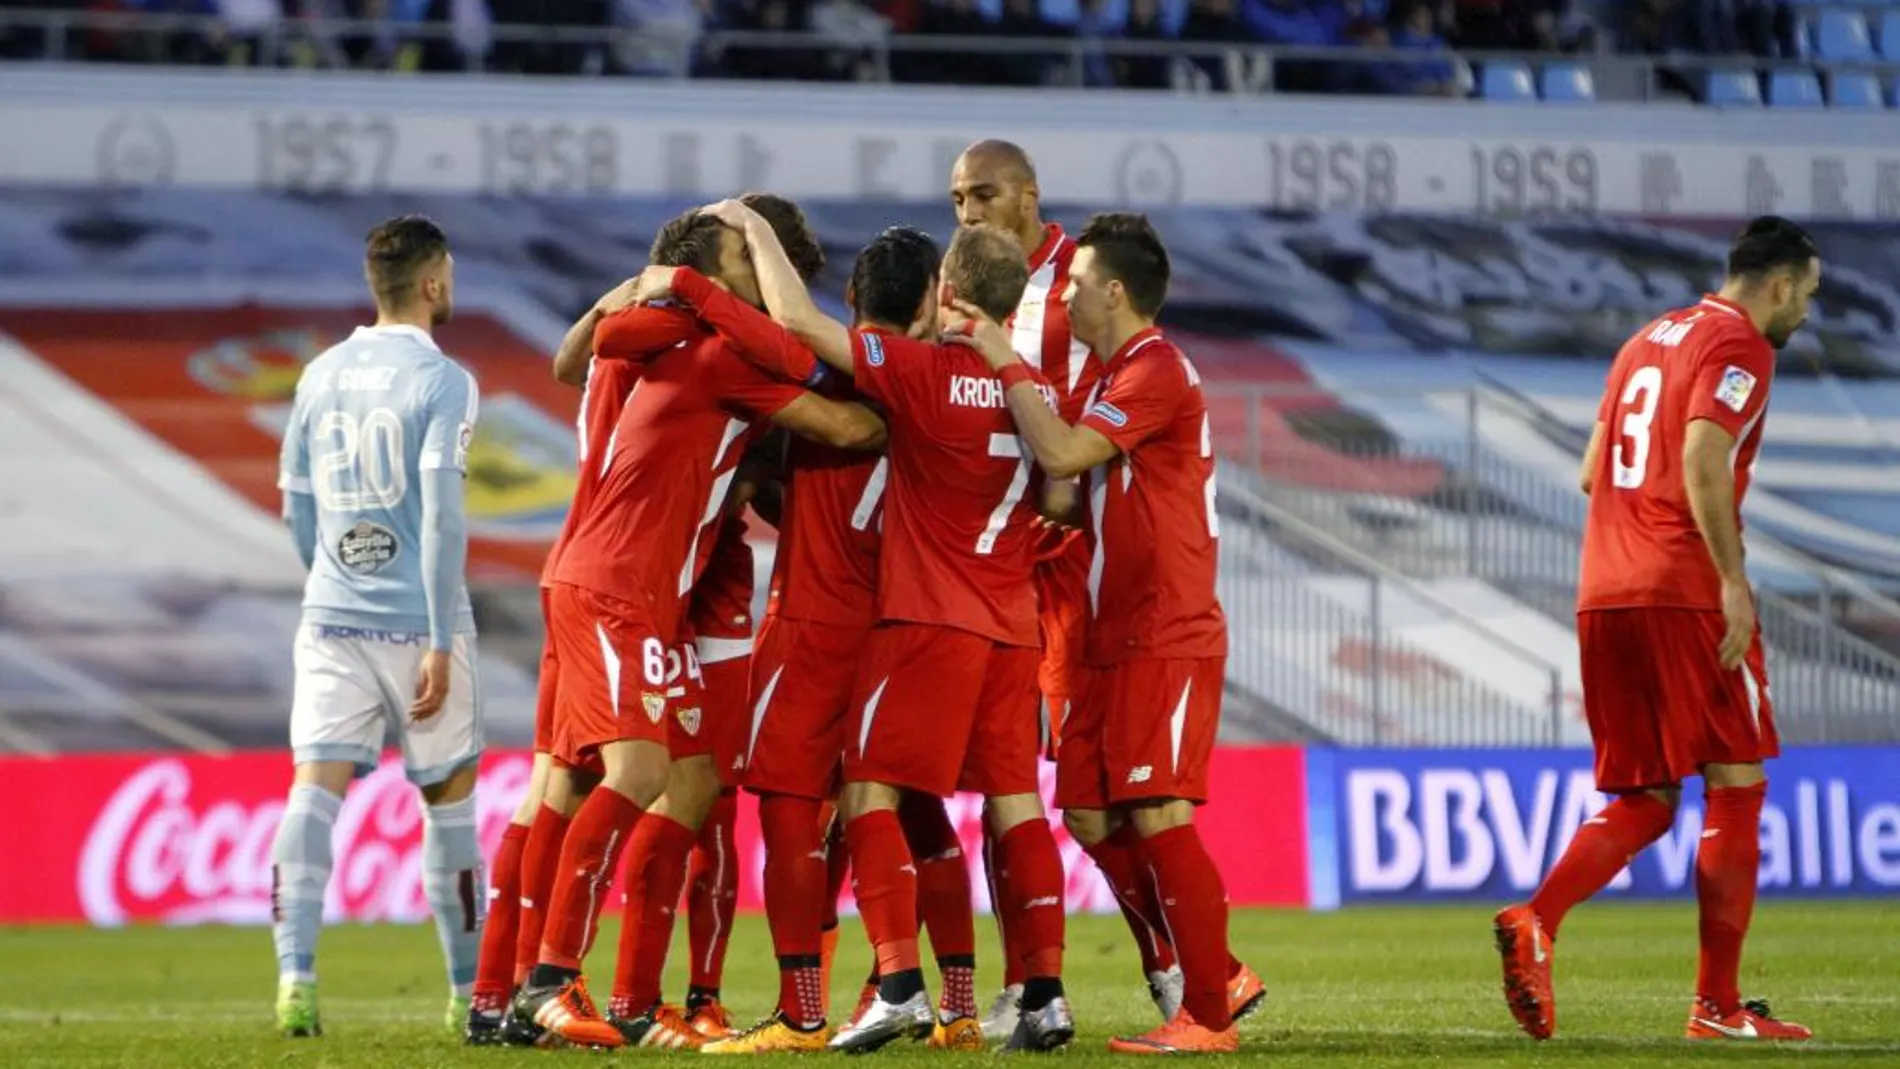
[688, 791, 740, 993]
[537, 788, 640, 972]
[472, 822, 527, 1005]
[1531, 793, 1676, 939]
[610, 812, 698, 1014]
[845, 808, 922, 979]
[760, 793, 828, 1026]
[1696, 783, 1766, 1015]
[1142, 824, 1232, 1031]
[1085, 822, 1178, 976]
[984, 822, 1029, 987]
[899, 794, 974, 1017]
[514, 804, 573, 985]
[996, 818, 1066, 981]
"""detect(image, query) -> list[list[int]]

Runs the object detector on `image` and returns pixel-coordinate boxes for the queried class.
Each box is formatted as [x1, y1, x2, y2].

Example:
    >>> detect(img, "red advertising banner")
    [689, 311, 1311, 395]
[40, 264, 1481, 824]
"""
[0, 747, 1309, 925]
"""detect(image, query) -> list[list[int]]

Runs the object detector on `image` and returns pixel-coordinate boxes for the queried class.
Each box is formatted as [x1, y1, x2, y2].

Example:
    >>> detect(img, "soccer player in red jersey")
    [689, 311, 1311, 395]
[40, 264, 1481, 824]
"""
[952, 139, 1159, 1037]
[644, 226, 938, 1052]
[672, 515, 756, 1039]
[465, 284, 698, 1044]
[960, 213, 1253, 1054]
[1494, 216, 1820, 1044]
[676, 206, 1077, 1054]
[510, 208, 885, 1050]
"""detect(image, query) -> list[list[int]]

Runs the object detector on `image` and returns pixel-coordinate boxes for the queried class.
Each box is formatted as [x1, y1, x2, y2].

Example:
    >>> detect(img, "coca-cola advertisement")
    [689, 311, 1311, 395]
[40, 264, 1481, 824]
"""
[0, 747, 1311, 925]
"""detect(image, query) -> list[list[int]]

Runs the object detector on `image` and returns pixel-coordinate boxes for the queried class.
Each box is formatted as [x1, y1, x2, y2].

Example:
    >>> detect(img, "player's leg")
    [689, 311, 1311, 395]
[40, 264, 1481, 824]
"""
[1056, 667, 1184, 1023]
[1498, 609, 1679, 1041]
[607, 751, 719, 1048]
[1102, 658, 1237, 1055]
[830, 625, 988, 1053]
[512, 761, 583, 990]
[1682, 627, 1807, 1040]
[895, 792, 979, 1048]
[471, 597, 563, 1037]
[273, 624, 382, 1038]
[515, 587, 672, 1049]
[965, 643, 1072, 1052]
[684, 645, 749, 1038]
[388, 630, 489, 1037]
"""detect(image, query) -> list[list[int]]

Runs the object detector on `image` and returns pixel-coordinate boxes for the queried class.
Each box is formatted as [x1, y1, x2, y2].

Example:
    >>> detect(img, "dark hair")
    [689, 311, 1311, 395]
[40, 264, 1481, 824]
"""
[649, 211, 729, 275]
[364, 215, 449, 307]
[852, 226, 941, 328]
[1077, 212, 1170, 317]
[1726, 215, 1819, 281]
[945, 226, 1029, 323]
[740, 192, 826, 283]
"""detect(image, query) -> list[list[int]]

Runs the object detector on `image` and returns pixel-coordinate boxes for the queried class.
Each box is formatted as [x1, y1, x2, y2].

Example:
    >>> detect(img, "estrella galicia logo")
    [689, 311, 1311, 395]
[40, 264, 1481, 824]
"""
[337, 521, 399, 574]
[862, 332, 886, 367]
[1090, 401, 1129, 428]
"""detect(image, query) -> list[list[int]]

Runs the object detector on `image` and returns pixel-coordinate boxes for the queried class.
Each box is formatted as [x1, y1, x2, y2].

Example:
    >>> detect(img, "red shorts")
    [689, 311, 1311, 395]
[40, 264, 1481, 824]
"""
[1056, 656, 1225, 810]
[662, 634, 714, 762]
[533, 586, 558, 754]
[844, 622, 1041, 799]
[1579, 608, 1778, 792]
[743, 615, 869, 801]
[694, 632, 753, 787]
[547, 583, 672, 771]
[1034, 536, 1090, 760]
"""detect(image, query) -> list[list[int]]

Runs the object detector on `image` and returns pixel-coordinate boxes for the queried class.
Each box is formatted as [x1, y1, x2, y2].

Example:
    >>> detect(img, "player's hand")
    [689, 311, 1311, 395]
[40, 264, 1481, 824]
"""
[1718, 577, 1756, 670]
[625, 264, 679, 307]
[594, 276, 646, 315]
[410, 648, 452, 721]
[699, 198, 758, 233]
[941, 299, 1017, 370]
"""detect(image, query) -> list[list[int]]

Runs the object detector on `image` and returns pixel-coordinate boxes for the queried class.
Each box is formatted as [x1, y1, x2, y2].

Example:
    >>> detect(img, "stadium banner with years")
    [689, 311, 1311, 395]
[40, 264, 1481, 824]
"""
[3, 69, 1899, 219]
[0, 746, 1309, 925]
[1309, 746, 1900, 907]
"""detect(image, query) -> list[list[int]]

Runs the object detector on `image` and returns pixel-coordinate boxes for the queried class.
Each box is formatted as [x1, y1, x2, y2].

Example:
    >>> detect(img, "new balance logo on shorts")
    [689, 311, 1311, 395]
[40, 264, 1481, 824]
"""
[1126, 765, 1153, 784]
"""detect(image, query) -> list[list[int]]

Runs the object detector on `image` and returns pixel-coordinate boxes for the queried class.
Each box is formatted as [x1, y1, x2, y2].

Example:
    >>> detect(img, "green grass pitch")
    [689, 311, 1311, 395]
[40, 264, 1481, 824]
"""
[3, 903, 1897, 1067]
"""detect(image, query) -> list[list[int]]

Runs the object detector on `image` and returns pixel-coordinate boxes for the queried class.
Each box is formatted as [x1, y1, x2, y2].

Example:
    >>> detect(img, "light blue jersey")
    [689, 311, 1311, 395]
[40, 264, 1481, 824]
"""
[279, 324, 479, 644]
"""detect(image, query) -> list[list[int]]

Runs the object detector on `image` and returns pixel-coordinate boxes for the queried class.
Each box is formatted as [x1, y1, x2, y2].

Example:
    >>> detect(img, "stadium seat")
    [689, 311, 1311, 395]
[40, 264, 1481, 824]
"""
[1880, 10, 1900, 60]
[1706, 69, 1764, 106]
[1539, 62, 1596, 102]
[1769, 69, 1826, 106]
[1479, 61, 1537, 102]
[1831, 70, 1885, 107]
[1815, 9, 1876, 60]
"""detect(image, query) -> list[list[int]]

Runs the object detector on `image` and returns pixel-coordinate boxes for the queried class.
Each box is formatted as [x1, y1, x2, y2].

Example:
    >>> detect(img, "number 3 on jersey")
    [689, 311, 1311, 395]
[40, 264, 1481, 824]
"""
[1611, 365, 1663, 490]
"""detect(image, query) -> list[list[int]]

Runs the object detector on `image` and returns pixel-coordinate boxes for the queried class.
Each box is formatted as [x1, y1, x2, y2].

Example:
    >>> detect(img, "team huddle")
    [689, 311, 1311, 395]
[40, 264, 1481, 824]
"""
[268, 132, 1822, 1051]
[270, 140, 1259, 1055]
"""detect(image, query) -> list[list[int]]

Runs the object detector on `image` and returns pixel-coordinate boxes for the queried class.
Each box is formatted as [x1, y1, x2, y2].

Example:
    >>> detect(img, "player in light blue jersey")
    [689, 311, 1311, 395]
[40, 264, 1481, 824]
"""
[270, 215, 486, 1040]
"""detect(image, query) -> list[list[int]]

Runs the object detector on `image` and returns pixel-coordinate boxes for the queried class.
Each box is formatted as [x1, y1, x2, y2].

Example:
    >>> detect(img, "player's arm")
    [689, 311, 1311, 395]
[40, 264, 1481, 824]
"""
[948, 302, 1120, 479]
[770, 393, 887, 452]
[667, 267, 830, 387]
[1578, 421, 1605, 495]
[711, 200, 855, 373]
[551, 278, 646, 386]
[1683, 341, 1772, 668]
[1039, 478, 1084, 526]
[417, 367, 479, 652]
[731, 431, 788, 529]
[277, 390, 318, 569]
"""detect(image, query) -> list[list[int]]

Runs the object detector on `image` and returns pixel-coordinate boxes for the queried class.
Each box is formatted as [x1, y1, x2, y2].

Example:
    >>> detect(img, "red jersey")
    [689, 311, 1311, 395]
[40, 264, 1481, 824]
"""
[1012, 224, 1099, 422]
[1579, 294, 1775, 612]
[657, 267, 886, 630]
[853, 328, 1051, 647]
[538, 307, 701, 587]
[552, 294, 815, 630]
[688, 516, 756, 640]
[1077, 327, 1227, 665]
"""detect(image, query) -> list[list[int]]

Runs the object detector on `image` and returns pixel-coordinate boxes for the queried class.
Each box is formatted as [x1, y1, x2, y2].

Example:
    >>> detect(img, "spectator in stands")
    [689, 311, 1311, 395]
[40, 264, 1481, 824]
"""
[1241, 0, 1343, 91]
[715, 0, 818, 78]
[909, 0, 994, 82]
[991, 0, 1063, 84]
[610, 0, 708, 75]
[1179, 0, 1244, 89]
[488, 0, 603, 74]
[808, 0, 892, 79]
[1105, 0, 1175, 89]
[1354, 1, 1457, 94]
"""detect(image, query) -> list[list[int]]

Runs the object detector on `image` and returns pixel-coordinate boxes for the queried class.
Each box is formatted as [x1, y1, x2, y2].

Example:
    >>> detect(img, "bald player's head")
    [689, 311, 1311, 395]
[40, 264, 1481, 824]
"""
[949, 139, 1043, 253]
